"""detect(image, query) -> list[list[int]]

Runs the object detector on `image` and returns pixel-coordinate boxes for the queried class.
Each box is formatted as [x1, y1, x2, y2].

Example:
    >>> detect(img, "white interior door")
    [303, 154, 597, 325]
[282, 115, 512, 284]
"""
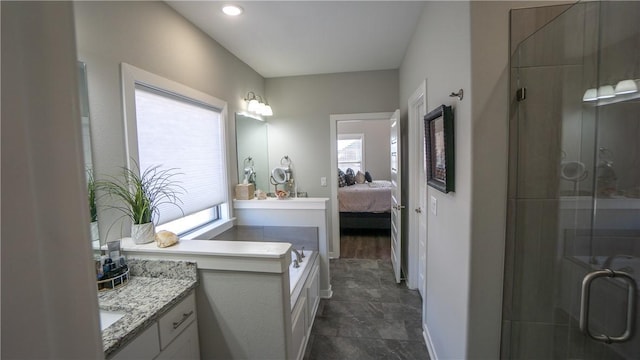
[390, 109, 402, 284]
[408, 81, 428, 298]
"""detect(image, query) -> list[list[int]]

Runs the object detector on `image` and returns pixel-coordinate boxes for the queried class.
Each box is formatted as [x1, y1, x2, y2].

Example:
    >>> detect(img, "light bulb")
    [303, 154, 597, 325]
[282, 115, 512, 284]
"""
[257, 101, 267, 115]
[247, 99, 260, 113]
[614, 79, 638, 95]
[262, 104, 273, 116]
[597, 85, 615, 99]
[582, 88, 598, 102]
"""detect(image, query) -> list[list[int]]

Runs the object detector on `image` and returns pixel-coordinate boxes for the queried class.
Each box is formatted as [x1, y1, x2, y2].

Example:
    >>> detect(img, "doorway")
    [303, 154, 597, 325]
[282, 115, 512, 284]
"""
[329, 112, 393, 259]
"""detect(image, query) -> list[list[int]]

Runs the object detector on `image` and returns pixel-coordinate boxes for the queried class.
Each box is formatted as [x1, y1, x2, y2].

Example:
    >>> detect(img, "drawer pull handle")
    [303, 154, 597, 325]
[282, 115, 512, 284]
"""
[172, 310, 194, 330]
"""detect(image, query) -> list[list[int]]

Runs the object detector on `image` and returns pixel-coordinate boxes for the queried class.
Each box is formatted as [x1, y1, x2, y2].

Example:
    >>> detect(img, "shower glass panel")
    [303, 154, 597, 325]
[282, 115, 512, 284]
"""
[503, 1, 639, 359]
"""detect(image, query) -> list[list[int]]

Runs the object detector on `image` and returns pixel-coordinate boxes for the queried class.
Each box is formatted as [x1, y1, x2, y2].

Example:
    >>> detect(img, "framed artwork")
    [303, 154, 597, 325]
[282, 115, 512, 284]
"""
[424, 105, 454, 193]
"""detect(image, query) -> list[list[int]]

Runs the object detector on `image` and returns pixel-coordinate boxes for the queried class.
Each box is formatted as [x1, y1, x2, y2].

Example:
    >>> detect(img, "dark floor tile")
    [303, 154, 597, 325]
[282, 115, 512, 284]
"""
[381, 302, 422, 320]
[404, 319, 425, 341]
[306, 335, 373, 360]
[322, 300, 385, 319]
[381, 338, 431, 359]
[307, 258, 429, 359]
[336, 317, 381, 338]
[331, 286, 400, 303]
[370, 319, 412, 341]
[311, 316, 339, 336]
[396, 289, 423, 307]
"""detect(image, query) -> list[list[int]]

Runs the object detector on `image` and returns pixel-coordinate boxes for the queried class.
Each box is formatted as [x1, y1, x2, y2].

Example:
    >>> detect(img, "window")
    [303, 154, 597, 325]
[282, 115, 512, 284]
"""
[121, 64, 230, 237]
[337, 133, 364, 172]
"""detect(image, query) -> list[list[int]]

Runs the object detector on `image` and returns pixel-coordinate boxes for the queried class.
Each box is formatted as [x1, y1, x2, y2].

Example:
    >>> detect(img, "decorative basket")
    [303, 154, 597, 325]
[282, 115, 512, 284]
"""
[97, 267, 130, 291]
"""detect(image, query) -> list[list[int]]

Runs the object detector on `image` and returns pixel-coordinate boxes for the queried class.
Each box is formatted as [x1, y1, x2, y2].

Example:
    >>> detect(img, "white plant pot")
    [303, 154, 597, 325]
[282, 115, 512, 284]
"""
[131, 222, 156, 244]
[90, 221, 100, 242]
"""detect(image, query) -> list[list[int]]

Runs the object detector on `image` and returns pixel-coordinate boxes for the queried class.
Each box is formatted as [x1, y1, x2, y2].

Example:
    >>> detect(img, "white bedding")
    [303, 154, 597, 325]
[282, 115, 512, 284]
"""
[338, 180, 392, 213]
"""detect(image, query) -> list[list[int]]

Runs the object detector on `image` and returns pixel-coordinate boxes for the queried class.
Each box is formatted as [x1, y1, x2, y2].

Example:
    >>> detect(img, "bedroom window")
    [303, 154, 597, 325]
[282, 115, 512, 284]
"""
[337, 133, 365, 172]
[122, 63, 231, 238]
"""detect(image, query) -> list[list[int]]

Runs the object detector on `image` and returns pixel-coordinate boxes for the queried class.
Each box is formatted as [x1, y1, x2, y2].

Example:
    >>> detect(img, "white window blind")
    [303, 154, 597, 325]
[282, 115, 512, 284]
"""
[135, 84, 225, 225]
[337, 134, 364, 172]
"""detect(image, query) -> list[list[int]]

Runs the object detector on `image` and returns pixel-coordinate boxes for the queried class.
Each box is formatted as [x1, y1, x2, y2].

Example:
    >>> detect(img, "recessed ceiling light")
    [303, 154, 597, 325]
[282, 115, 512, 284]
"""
[222, 5, 243, 16]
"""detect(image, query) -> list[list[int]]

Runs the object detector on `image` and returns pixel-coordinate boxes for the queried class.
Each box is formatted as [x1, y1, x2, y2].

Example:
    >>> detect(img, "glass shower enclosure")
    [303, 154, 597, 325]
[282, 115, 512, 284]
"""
[503, 1, 639, 359]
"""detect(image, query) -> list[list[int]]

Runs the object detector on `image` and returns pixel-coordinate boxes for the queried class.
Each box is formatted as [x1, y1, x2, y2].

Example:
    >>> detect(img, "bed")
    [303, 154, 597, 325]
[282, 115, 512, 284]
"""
[338, 180, 392, 230]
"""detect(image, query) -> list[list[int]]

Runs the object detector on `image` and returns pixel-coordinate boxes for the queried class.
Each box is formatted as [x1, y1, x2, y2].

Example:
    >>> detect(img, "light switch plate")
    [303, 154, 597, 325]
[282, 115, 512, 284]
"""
[320, 177, 327, 187]
[430, 196, 437, 215]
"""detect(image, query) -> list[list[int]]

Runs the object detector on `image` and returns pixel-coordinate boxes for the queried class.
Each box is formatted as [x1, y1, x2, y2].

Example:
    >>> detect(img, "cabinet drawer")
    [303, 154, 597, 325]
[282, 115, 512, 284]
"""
[158, 292, 196, 349]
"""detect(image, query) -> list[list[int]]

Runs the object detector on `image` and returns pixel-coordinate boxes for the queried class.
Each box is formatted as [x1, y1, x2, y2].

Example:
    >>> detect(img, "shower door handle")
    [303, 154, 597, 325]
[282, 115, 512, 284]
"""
[579, 269, 637, 343]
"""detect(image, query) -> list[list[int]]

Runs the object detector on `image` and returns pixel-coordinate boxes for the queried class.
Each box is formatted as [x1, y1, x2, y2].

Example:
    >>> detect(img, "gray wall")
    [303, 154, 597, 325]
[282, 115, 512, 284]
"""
[1, 2, 103, 358]
[337, 119, 391, 181]
[74, 1, 265, 243]
[265, 70, 399, 198]
[400, 3, 473, 359]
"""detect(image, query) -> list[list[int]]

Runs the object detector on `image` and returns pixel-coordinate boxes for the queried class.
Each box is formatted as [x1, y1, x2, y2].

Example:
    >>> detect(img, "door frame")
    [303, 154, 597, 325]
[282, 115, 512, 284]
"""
[408, 80, 427, 292]
[329, 112, 394, 258]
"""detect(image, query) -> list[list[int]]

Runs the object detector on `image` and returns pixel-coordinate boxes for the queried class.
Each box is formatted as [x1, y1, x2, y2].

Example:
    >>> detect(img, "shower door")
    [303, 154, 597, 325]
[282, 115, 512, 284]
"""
[503, 1, 640, 359]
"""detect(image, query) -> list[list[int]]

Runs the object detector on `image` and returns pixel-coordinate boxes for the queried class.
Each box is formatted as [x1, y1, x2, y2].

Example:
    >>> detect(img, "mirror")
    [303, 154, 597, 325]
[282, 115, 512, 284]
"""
[235, 113, 269, 193]
[78, 61, 99, 245]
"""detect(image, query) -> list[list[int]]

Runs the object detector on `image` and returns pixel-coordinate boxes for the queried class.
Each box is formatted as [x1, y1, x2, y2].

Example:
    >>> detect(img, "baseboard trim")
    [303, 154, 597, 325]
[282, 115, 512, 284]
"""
[320, 284, 333, 299]
[423, 323, 438, 360]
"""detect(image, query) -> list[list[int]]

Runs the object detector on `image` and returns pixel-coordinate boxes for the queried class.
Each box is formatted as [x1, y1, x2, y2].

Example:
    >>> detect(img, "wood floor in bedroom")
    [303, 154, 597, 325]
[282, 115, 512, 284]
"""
[339, 228, 391, 261]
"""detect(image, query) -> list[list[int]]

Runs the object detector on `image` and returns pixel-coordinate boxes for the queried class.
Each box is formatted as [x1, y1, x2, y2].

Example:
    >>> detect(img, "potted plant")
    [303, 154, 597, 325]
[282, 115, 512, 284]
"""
[87, 169, 99, 242]
[97, 163, 184, 244]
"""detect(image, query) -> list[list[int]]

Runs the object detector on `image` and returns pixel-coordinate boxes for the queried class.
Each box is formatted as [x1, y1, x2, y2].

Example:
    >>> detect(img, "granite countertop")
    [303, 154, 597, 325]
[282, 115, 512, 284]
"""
[98, 259, 198, 358]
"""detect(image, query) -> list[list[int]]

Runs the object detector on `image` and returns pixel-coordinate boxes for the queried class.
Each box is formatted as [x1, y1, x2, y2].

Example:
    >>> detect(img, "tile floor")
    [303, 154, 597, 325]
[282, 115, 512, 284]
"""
[304, 258, 430, 359]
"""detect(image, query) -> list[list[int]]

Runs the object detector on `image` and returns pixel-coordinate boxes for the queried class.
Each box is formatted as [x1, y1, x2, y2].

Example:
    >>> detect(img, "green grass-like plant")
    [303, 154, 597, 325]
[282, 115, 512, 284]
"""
[97, 162, 184, 225]
[87, 169, 98, 222]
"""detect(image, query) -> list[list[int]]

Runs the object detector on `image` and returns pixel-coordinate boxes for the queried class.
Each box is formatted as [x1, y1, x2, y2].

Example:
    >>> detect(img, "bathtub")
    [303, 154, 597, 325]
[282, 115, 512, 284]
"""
[289, 250, 317, 309]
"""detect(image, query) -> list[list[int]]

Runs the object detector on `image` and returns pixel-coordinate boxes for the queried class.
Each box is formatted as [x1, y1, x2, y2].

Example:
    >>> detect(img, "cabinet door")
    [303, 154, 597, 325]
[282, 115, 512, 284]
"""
[110, 324, 160, 360]
[291, 293, 307, 360]
[306, 263, 320, 332]
[155, 321, 200, 360]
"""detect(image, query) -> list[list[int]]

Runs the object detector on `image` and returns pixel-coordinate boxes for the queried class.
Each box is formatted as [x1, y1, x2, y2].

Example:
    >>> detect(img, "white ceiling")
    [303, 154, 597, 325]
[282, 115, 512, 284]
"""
[166, 1, 425, 78]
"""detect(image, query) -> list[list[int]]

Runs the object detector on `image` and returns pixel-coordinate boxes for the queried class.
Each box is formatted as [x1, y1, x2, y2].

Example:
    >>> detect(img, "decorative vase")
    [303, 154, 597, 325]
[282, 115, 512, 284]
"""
[90, 221, 100, 242]
[131, 222, 156, 244]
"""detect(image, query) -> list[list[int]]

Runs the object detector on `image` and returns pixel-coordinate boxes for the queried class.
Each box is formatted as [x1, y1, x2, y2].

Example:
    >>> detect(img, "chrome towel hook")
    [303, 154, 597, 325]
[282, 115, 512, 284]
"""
[449, 89, 463, 100]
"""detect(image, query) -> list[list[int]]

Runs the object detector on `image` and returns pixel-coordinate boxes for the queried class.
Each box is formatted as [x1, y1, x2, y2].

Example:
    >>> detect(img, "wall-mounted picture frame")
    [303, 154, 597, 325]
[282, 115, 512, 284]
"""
[424, 105, 454, 193]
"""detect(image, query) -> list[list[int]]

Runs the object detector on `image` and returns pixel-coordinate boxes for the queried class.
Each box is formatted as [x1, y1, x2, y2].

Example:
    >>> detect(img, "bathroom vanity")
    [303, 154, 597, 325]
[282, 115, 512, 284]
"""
[98, 259, 199, 359]
[120, 237, 321, 359]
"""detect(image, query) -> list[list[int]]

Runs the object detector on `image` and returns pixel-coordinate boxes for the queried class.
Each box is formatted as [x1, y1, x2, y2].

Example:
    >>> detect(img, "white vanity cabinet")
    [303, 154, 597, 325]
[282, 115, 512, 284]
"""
[109, 292, 198, 360]
[291, 254, 321, 360]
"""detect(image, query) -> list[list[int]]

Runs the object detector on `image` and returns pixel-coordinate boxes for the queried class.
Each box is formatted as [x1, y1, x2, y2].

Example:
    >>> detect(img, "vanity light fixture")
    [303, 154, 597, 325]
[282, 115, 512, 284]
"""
[222, 4, 243, 16]
[614, 79, 638, 95]
[244, 91, 273, 116]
